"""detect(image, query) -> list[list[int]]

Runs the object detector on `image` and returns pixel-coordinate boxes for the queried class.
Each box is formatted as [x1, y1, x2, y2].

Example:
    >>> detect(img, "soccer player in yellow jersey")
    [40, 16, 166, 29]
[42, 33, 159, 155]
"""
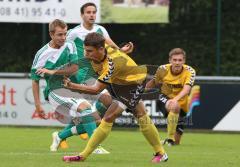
[62, 32, 168, 163]
[146, 48, 196, 145]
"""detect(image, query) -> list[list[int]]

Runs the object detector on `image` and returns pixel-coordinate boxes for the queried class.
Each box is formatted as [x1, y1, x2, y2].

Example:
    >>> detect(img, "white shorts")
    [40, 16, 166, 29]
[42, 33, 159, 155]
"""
[48, 88, 107, 117]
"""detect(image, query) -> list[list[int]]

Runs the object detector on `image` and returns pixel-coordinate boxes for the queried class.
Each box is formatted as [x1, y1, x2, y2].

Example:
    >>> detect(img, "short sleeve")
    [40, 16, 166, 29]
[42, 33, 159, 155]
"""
[154, 65, 167, 84]
[184, 66, 196, 86]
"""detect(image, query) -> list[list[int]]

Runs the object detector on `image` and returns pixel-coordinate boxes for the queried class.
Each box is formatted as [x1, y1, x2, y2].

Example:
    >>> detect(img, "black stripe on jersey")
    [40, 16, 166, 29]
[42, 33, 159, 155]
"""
[185, 83, 193, 87]
[97, 79, 109, 85]
[102, 57, 114, 82]
[185, 66, 196, 86]
[159, 65, 167, 70]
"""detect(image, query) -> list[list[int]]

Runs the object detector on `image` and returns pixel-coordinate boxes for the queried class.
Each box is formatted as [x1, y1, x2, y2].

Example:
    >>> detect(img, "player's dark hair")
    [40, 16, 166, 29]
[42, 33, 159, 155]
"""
[80, 2, 97, 14]
[49, 19, 67, 33]
[84, 33, 105, 48]
[169, 48, 186, 59]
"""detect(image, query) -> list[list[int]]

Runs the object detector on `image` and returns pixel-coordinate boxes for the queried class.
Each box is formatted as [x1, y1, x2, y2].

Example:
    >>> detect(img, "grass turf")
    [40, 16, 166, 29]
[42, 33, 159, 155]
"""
[0, 127, 240, 167]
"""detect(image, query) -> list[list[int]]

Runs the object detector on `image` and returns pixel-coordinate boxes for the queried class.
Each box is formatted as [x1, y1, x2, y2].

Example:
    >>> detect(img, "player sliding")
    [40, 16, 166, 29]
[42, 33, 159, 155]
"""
[62, 32, 168, 163]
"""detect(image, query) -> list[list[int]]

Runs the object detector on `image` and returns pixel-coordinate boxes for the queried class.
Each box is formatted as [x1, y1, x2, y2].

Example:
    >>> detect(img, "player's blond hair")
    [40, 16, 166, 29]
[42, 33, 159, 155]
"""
[169, 48, 186, 59]
[49, 19, 67, 33]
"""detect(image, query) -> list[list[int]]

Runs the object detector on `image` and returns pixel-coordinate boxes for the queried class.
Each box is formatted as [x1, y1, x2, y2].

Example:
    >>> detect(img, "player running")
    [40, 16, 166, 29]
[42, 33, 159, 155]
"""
[31, 19, 110, 153]
[62, 32, 168, 163]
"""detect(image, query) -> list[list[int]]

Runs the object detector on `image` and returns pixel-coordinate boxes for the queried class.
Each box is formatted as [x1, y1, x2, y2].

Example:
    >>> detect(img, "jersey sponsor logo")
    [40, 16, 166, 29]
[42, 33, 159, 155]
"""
[166, 83, 183, 89]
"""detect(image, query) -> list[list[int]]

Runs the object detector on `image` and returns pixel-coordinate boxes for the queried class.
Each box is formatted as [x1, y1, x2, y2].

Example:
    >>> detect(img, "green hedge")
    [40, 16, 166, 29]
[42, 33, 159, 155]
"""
[0, 0, 239, 76]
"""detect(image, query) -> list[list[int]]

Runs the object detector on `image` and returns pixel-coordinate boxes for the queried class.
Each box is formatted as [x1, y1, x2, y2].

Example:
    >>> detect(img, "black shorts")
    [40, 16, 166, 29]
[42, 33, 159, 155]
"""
[108, 82, 145, 111]
[157, 93, 186, 116]
[157, 93, 187, 135]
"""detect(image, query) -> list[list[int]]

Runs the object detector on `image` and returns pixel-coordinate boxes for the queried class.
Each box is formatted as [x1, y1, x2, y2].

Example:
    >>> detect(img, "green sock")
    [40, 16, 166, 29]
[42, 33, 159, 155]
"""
[62, 122, 74, 131]
[76, 123, 87, 134]
[82, 115, 97, 137]
[95, 101, 107, 117]
[58, 123, 74, 140]
[59, 121, 89, 140]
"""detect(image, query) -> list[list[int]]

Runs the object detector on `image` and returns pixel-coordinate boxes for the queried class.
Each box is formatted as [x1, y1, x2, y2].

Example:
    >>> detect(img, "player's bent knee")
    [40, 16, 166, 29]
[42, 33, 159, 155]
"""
[82, 115, 95, 124]
[166, 101, 180, 113]
[99, 94, 112, 108]
[174, 106, 181, 113]
[91, 112, 101, 124]
[77, 101, 92, 112]
[95, 101, 107, 117]
[103, 112, 119, 123]
[104, 114, 118, 122]
[133, 109, 146, 118]
[133, 101, 147, 118]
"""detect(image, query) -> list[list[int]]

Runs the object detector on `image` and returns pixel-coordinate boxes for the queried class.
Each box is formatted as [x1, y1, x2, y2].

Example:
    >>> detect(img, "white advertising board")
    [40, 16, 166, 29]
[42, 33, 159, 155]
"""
[0, 78, 63, 126]
[213, 101, 240, 131]
[0, 78, 159, 126]
[0, 0, 100, 23]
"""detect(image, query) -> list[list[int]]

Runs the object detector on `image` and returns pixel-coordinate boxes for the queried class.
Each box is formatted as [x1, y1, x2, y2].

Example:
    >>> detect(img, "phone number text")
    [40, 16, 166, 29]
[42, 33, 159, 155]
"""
[0, 7, 66, 17]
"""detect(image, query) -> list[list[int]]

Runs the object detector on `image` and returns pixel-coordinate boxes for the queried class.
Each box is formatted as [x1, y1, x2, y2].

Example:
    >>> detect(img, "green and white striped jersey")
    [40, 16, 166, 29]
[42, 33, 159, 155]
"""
[67, 24, 110, 84]
[31, 41, 78, 99]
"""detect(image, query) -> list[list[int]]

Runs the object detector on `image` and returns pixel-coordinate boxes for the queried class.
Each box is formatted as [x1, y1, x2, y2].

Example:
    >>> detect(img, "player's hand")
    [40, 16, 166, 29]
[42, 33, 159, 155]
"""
[36, 68, 55, 76]
[166, 99, 179, 111]
[63, 76, 72, 88]
[120, 42, 134, 54]
[35, 105, 48, 119]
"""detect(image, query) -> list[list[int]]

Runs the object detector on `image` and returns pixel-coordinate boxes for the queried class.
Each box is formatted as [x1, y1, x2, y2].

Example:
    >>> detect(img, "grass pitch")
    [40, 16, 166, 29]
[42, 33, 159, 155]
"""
[0, 127, 240, 167]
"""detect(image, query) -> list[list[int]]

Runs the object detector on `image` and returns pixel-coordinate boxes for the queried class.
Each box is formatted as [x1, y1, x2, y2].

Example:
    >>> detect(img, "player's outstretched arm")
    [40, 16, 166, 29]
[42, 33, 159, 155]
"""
[105, 37, 134, 54]
[105, 37, 119, 50]
[146, 78, 157, 89]
[63, 77, 107, 95]
[119, 42, 134, 54]
[35, 64, 78, 76]
[32, 80, 47, 119]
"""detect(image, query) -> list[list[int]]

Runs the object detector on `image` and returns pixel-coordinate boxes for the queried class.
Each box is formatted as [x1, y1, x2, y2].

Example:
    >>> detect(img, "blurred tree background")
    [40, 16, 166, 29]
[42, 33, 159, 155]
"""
[0, 0, 239, 76]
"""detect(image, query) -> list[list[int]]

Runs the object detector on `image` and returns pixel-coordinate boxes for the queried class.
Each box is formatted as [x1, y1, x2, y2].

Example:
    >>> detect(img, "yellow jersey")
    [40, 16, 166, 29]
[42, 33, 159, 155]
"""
[91, 46, 147, 85]
[154, 64, 196, 112]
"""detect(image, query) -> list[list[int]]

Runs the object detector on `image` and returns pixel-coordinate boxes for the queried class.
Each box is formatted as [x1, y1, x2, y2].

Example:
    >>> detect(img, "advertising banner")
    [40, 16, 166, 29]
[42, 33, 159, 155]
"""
[0, 78, 63, 126]
[0, 0, 100, 23]
[2, 77, 239, 131]
[0, 0, 169, 23]
[0, 78, 162, 126]
[191, 83, 240, 131]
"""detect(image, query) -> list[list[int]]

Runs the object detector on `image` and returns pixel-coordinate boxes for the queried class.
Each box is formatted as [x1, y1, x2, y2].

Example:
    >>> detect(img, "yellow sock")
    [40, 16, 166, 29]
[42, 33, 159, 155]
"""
[138, 114, 165, 154]
[167, 111, 179, 141]
[80, 120, 113, 158]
